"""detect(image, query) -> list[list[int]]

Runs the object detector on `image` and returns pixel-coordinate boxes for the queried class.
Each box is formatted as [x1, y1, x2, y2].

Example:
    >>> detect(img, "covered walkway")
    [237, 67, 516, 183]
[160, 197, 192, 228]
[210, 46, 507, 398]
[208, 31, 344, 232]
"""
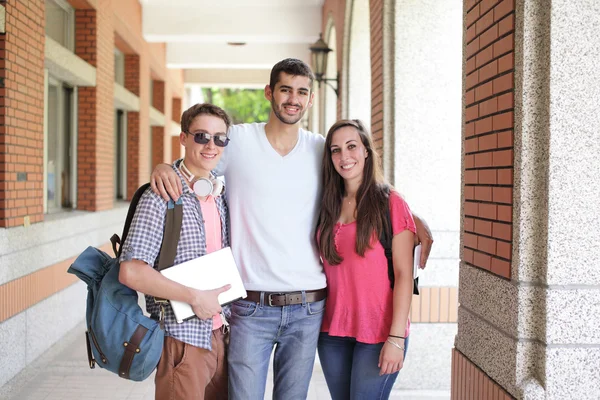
[0, 323, 450, 400]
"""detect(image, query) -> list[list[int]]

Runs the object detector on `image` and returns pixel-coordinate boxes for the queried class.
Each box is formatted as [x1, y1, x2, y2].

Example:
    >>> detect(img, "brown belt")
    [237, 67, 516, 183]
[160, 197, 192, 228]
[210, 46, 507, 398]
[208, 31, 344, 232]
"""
[245, 289, 327, 307]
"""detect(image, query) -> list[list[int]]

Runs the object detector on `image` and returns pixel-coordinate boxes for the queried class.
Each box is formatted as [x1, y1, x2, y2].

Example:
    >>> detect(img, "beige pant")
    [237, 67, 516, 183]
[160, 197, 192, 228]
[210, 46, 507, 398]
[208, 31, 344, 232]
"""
[155, 330, 228, 400]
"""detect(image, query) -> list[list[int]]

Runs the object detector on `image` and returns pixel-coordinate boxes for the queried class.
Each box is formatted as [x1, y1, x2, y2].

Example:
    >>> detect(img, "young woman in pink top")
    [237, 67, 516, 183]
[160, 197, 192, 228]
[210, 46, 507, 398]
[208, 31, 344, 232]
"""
[317, 119, 416, 399]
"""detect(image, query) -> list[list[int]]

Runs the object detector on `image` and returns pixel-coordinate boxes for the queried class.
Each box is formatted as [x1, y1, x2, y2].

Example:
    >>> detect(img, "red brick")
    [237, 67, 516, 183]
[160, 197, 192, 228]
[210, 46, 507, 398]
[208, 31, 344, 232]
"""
[473, 251, 492, 270]
[464, 217, 475, 232]
[492, 222, 512, 241]
[474, 186, 493, 202]
[466, 57, 477, 74]
[496, 241, 512, 259]
[475, 81, 493, 101]
[479, 133, 498, 151]
[478, 236, 496, 254]
[498, 53, 514, 73]
[491, 258, 511, 278]
[476, 10, 494, 35]
[466, 37, 480, 59]
[479, 60, 498, 82]
[497, 130, 514, 147]
[493, 149, 514, 167]
[497, 205, 512, 222]
[466, 105, 479, 122]
[466, 4, 480, 28]
[466, 89, 475, 105]
[479, 24, 499, 49]
[465, 138, 479, 154]
[474, 219, 493, 236]
[493, 111, 514, 130]
[497, 92, 514, 111]
[466, 122, 476, 137]
[478, 169, 497, 185]
[474, 152, 493, 168]
[479, 97, 498, 117]
[493, 187, 513, 204]
[464, 201, 479, 217]
[494, 0, 515, 22]
[463, 248, 474, 264]
[497, 168, 513, 185]
[475, 117, 493, 135]
[464, 233, 478, 249]
[498, 14, 515, 36]
[465, 186, 475, 200]
[493, 34, 514, 58]
[479, 203, 497, 219]
[465, 154, 475, 169]
[493, 72, 514, 93]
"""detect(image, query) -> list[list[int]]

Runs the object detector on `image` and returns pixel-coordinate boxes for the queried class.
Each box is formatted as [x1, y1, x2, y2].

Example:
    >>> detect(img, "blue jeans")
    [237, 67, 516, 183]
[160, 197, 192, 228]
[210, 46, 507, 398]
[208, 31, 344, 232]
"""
[317, 333, 410, 400]
[227, 293, 325, 400]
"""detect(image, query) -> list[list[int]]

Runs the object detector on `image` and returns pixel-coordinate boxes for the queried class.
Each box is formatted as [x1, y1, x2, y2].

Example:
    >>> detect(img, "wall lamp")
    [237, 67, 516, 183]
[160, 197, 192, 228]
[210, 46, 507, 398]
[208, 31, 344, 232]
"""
[309, 33, 339, 97]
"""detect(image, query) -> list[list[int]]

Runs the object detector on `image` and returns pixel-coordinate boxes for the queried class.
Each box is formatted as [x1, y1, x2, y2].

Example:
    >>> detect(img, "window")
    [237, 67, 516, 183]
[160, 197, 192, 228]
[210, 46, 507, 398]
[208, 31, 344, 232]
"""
[114, 48, 125, 87]
[114, 110, 127, 200]
[45, 0, 74, 51]
[46, 76, 76, 212]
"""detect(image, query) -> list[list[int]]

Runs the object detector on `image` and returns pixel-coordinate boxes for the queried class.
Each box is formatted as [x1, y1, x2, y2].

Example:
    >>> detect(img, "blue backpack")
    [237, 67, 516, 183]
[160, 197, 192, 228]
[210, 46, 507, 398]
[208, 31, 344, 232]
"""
[68, 183, 183, 381]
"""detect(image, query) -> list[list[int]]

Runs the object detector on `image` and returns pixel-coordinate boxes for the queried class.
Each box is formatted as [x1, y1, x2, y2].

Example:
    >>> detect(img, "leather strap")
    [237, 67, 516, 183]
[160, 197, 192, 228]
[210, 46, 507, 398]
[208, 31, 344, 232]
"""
[85, 331, 95, 369]
[118, 325, 149, 379]
[154, 197, 184, 304]
[245, 289, 327, 306]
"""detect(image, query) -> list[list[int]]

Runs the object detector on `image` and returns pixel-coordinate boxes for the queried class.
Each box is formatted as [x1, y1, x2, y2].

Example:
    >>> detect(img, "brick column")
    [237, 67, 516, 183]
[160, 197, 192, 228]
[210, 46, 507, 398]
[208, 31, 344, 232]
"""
[151, 79, 165, 169]
[170, 136, 181, 162]
[124, 54, 139, 200]
[0, 0, 45, 227]
[75, 6, 114, 211]
[172, 97, 181, 123]
[369, 0, 384, 155]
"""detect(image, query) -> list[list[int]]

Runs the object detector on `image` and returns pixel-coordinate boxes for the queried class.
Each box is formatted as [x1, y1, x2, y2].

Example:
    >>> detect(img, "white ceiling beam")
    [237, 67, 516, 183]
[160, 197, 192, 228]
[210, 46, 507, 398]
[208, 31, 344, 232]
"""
[184, 69, 270, 88]
[166, 43, 311, 70]
[143, 6, 322, 43]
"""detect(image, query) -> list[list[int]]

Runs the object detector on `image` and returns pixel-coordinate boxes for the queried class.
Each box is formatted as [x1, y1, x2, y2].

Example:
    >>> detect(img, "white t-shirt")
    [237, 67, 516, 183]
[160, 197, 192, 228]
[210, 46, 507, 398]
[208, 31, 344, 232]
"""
[216, 122, 326, 291]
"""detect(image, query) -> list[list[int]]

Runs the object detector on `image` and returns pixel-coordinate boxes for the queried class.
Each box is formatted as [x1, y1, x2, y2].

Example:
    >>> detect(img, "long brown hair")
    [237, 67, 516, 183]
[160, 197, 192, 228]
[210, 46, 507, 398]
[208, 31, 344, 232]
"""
[318, 119, 391, 265]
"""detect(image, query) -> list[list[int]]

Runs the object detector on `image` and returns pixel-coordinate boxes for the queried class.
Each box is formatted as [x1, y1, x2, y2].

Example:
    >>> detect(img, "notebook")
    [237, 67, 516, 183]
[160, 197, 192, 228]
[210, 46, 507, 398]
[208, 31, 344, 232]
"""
[160, 246, 247, 323]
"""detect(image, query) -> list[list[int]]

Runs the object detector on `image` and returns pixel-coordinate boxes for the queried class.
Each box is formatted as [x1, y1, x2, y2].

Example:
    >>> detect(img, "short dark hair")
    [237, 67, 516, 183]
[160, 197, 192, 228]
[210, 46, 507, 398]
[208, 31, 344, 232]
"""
[180, 103, 232, 133]
[269, 58, 315, 90]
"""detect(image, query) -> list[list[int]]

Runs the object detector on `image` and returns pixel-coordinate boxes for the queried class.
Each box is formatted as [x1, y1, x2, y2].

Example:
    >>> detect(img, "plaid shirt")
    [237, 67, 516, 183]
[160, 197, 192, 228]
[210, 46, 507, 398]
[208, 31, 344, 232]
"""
[120, 160, 230, 350]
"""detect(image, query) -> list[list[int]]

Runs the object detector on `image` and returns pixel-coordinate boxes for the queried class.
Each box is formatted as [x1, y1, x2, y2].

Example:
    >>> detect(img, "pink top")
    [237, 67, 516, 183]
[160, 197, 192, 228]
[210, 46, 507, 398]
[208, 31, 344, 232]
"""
[320, 191, 416, 344]
[198, 195, 223, 330]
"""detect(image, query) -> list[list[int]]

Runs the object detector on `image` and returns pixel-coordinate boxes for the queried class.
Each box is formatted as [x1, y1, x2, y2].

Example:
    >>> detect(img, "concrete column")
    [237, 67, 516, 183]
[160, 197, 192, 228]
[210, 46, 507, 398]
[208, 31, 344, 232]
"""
[455, 0, 600, 398]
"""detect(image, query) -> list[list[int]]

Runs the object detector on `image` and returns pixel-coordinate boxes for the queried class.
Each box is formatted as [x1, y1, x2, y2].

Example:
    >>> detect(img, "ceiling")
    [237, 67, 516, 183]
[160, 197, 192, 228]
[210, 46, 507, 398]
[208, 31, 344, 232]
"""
[140, 0, 325, 87]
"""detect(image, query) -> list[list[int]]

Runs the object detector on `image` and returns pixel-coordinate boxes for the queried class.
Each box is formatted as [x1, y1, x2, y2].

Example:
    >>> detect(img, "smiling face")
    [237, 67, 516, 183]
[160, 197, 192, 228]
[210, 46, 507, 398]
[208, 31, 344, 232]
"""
[329, 126, 369, 185]
[265, 72, 314, 125]
[180, 114, 228, 178]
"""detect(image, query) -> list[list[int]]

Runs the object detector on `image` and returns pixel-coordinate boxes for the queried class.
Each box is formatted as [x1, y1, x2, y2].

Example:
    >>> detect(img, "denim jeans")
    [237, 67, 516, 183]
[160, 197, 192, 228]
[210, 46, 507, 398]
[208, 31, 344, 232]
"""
[317, 332, 410, 400]
[227, 293, 325, 400]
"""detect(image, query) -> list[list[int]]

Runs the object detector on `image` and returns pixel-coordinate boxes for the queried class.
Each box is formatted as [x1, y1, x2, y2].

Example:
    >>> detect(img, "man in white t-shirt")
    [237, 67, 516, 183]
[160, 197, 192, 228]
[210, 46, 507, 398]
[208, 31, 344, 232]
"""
[151, 58, 434, 399]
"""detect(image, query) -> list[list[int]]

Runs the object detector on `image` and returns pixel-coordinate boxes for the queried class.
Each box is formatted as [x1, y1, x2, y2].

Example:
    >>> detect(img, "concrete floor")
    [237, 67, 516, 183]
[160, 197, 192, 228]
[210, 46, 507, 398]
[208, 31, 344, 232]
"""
[0, 322, 450, 400]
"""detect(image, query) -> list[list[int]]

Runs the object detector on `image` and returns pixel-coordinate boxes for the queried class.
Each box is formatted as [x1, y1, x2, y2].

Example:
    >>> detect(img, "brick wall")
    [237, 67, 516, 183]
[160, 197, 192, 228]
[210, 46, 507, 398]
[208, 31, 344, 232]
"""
[151, 79, 165, 168]
[452, 349, 515, 399]
[171, 135, 180, 162]
[124, 54, 139, 199]
[74, 5, 114, 211]
[152, 79, 164, 113]
[0, 0, 45, 228]
[172, 97, 181, 123]
[151, 126, 163, 169]
[462, 0, 514, 279]
[370, 0, 384, 156]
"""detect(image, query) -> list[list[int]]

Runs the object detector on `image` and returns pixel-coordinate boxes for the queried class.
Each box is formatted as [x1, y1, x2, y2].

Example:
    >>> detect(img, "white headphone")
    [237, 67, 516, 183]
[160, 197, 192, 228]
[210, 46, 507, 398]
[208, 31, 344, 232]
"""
[179, 161, 224, 197]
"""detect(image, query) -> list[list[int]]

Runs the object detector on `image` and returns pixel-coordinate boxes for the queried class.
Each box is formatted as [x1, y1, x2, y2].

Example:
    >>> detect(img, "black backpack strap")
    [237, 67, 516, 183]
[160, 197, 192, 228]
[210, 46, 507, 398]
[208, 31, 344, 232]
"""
[116, 183, 152, 257]
[157, 197, 184, 271]
[379, 186, 395, 290]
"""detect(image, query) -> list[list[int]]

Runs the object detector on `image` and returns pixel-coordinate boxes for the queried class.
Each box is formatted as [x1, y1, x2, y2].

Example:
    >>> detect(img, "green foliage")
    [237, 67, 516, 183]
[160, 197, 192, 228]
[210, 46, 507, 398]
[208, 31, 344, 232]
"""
[202, 88, 271, 124]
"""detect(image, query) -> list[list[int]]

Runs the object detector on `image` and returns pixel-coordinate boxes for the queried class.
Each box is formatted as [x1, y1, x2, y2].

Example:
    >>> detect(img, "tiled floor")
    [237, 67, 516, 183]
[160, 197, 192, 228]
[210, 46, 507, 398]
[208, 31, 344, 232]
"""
[1, 323, 450, 400]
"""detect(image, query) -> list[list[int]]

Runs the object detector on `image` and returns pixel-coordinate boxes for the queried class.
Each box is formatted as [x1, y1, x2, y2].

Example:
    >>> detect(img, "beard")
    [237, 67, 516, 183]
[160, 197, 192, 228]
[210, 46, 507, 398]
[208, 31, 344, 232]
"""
[271, 100, 305, 125]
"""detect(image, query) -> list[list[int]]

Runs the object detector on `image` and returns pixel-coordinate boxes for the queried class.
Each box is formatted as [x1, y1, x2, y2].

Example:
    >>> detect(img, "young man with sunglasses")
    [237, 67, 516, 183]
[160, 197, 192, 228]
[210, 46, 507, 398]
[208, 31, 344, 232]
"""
[119, 103, 233, 400]
[150, 59, 434, 399]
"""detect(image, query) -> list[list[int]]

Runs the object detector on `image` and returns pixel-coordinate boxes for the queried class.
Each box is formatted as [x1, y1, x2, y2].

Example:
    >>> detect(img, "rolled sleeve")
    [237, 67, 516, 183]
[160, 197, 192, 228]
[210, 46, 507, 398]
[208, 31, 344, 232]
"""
[119, 188, 168, 268]
[390, 190, 417, 237]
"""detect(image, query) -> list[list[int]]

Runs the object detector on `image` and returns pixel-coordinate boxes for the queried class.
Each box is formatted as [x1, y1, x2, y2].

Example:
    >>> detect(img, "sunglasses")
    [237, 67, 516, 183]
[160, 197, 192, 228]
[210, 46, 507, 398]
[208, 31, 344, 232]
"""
[187, 132, 230, 147]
